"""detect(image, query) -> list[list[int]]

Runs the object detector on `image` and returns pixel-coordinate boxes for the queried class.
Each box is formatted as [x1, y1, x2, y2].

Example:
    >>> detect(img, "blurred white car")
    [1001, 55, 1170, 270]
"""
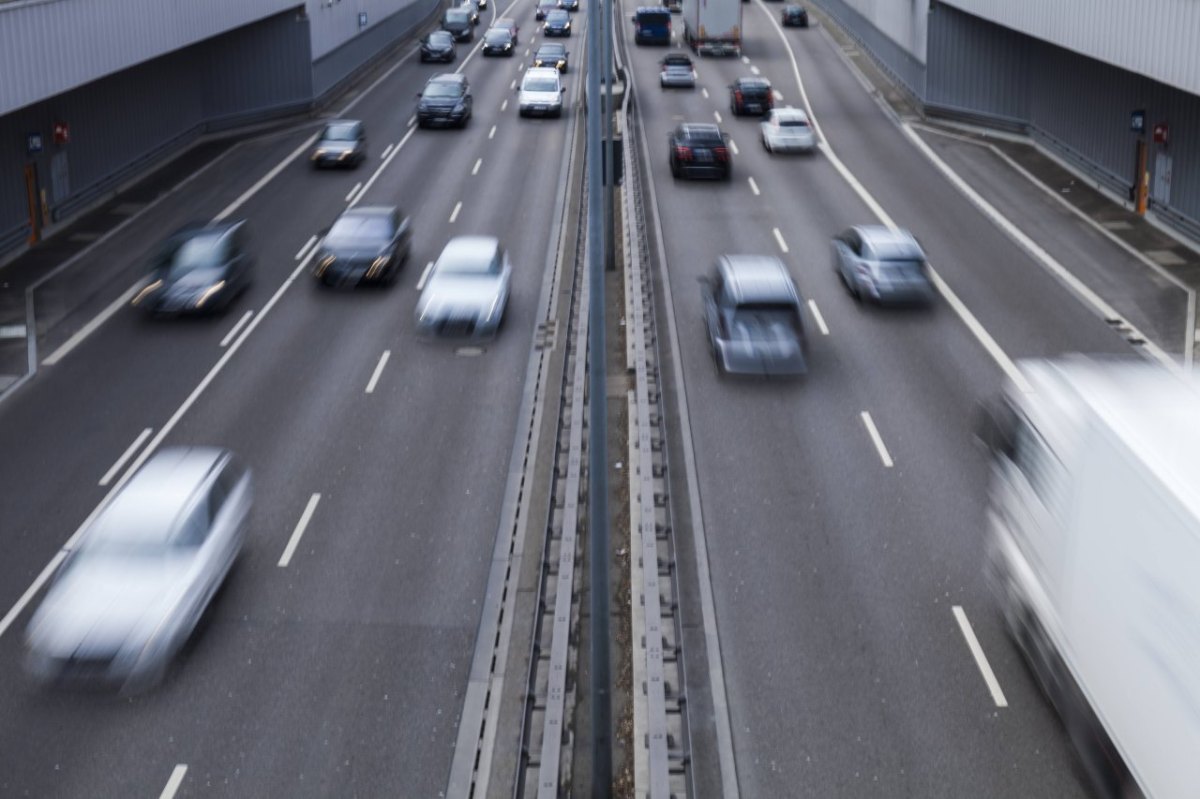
[417, 236, 513, 337]
[760, 107, 816, 153]
[26, 448, 251, 692]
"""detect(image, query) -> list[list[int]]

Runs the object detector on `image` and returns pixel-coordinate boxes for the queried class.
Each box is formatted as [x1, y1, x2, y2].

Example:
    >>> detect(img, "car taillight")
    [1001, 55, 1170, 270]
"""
[766, 95, 775, 108]
[713, 146, 728, 161]
[674, 145, 692, 160]
[734, 90, 743, 102]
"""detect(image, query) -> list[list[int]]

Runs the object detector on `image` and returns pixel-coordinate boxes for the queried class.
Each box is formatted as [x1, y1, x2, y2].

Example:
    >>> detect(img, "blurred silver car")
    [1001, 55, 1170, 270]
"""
[26, 448, 251, 691]
[701, 255, 808, 376]
[760, 107, 816, 153]
[417, 236, 513, 337]
[832, 225, 934, 305]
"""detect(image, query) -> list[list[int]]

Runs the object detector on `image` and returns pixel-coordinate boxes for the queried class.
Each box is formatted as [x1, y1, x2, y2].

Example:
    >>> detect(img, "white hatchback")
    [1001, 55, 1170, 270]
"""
[518, 67, 565, 117]
[760, 107, 817, 154]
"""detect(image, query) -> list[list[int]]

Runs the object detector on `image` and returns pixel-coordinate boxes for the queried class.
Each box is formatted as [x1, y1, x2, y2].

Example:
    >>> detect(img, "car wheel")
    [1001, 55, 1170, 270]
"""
[762, 134, 770, 153]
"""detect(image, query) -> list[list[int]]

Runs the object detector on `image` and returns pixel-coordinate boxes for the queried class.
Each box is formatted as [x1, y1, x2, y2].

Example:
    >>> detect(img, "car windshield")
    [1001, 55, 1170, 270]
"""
[740, 83, 770, 94]
[879, 259, 925, 275]
[439, 250, 498, 276]
[446, 9, 469, 22]
[428, 32, 452, 44]
[326, 216, 392, 246]
[322, 122, 358, 141]
[549, 11, 568, 20]
[485, 30, 510, 42]
[425, 81, 462, 98]
[167, 233, 226, 277]
[525, 77, 559, 92]
[729, 305, 800, 339]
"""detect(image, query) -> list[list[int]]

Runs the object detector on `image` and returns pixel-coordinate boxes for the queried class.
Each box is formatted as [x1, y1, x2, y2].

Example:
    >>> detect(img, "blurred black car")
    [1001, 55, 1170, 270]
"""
[668, 123, 732, 180]
[442, 7, 474, 41]
[417, 73, 473, 127]
[314, 207, 412, 288]
[420, 30, 457, 62]
[460, 0, 480, 24]
[310, 119, 366, 168]
[781, 4, 808, 26]
[483, 27, 517, 55]
[133, 221, 254, 315]
[730, 76, 774, 116]
[535, 0, 557, 20]
[544, 9, 572, 35]
[533, 42, 570, 72]
[493, 17, 520, 43]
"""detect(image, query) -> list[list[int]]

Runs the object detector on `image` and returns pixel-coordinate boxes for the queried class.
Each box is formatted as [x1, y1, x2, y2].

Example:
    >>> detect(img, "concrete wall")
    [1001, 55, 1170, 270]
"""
[811, 0, 928, 100]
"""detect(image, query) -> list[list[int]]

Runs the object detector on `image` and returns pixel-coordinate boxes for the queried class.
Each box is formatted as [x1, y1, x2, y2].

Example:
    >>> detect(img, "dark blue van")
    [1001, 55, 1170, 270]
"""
[631, 7, 672, 44]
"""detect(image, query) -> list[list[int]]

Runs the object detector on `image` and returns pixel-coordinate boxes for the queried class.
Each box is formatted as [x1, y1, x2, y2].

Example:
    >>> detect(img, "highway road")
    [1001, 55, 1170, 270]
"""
[0, 1, 581, 795]
[620, 2, 1149, 796]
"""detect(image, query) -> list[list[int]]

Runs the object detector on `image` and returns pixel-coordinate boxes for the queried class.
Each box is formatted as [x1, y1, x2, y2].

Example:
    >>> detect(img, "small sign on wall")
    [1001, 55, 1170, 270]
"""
[359, 11, 368, 27]
[1153, 122, 1169, 146]
[1130, 109, 1146, 133]
[26, 133, 44, 154]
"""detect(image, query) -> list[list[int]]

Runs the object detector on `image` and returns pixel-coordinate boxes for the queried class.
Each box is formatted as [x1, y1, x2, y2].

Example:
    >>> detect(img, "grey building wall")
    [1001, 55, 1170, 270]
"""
[0, 0, 301, 116]
[811, 0, 927, 101]
[0, 8, 311, 253]
[311, 0, 442, 99]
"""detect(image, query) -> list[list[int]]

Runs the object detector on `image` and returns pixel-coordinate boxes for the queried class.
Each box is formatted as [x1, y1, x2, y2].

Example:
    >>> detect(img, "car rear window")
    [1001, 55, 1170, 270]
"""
[327, 216, 392, 245]
[730, 304, 800, 337]
[425, 81, 462, 98]
[778, 118, 809, 128]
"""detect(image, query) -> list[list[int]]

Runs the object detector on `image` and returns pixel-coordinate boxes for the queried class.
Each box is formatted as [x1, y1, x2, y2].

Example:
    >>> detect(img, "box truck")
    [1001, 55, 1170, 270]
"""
[979, 357, 1200, 799]
[682, 0, 740, 56]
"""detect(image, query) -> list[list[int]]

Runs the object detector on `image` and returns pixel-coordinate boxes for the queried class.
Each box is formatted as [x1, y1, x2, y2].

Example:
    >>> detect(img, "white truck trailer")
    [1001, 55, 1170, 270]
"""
[681, 0, 740, 56]
[980, 357, 1200, 799]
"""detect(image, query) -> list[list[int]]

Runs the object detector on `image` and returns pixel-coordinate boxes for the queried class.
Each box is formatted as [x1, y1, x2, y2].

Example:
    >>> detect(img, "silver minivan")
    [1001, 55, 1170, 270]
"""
[832, 225, 934, 305]
[518, 67, 566, 117]
[701, 255, 808, 376]
[26, 447, 251, 692]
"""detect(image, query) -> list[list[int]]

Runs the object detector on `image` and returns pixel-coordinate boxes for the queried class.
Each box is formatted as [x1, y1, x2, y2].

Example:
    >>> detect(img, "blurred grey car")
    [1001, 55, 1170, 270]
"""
[25, 448, 251, 692]
[416, 236, 512, 337]
[310, 119, 366, 168]
[132, 220, 254, 315]
[760, 107, 816, 153]
[702, 255, 808, 376]
[832, 225, 934, 305]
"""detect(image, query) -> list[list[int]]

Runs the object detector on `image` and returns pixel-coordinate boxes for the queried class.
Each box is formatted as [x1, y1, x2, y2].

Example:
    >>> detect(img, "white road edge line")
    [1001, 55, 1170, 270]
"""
[158, 764, 188, 799]
[98, 427, 153, 486]
[220, 310, 254, 347]
[472, 157, 483, 175]
[365, 350, 391, 394]
[345, 181, 363, 202]
[748, 176, 760, 195]
[489, 124, 498, 139]
[772, 227, 789, 253]
[279, 493, 321, 568]
[42, 281, 142, 366]
[417, 261, 435, 291]
[952, 605, 1009, 708]
[0, 250, 318, 641]
[295, 234, 318, 261]
[860, 411, 894, 468]
[449, 200, 463, 223]
[380, 142, 394, 160]
[807, 299, 829, 335]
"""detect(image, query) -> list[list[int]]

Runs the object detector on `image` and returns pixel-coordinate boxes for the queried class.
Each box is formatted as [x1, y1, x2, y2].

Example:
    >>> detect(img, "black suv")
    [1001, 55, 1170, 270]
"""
[668, 123, 731, 180]
[729, 77, 774, 116]
[417, 73, 473, 128]
[442, 7, 474, 41]
[544, 9, 572, 36]
[134, 221, 255, 315]
[483, 27, 517, 56]
[533, 42, 570, 72]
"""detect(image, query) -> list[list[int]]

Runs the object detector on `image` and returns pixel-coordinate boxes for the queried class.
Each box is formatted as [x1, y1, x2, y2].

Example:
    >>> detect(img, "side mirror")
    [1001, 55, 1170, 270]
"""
[560, 87, 566, 93]
[630, 14, 637, 22]
[416, 92, 422, 98]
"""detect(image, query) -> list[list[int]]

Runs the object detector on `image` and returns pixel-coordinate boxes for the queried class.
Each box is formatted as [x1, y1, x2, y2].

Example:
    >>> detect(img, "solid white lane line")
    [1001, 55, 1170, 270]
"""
[344, 182, 363, 203]
[98, 428, 153, 486]
[489, 125, 497, 139]
[729, 139, 739, 155]
[860, 411, 894, 468]
[408, 115, 417, 127]
[953, 605, 1009, 708]
[772, 227, 789, 253]
[42, 281, 142, 366]
[701, 87, 709, 98]
[220, 310, 254, 347]
[449, 201, 463, 223]
[295, 234, 318, 261]
[159, 765, 188, 799]
[417, 261, 435, 291]
[214, 133, 318, 222]
[713, 110, 723, 123]
[380, 142, 394, 160]
[472, 158, 483, 175]
[750, 65, 760, 75]
[807, 299, 829, 335]
[365, 350, 391, 394]
[748, 176, 760, 195]
[279, 493, 321, 567]
[501, 98, 509, 112]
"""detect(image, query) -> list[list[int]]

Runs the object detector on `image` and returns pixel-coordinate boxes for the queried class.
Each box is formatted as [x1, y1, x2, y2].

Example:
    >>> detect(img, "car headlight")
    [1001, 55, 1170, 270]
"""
[194, 280, 226, 309]
[534, 59, 543, 67]
[131, 279, 163, 306]
[367, 255, 390, 279]
[557, 60, 566, 68]
[454, 101, 466, 113]
[311, 149, 326, 159]
[315, 254, 335, 277]
[505, 42, 511, 49]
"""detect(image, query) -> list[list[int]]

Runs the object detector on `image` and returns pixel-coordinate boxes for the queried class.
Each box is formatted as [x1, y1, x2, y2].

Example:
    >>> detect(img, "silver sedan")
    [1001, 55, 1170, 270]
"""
[25, 448, 251, 692]
[416, 236, 513, 337]
[760, 107, 817, 153]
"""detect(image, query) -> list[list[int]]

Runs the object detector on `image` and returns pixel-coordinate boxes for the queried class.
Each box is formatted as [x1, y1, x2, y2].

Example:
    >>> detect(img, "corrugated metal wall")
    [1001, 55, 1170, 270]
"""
[939, 0, 1200, 97]
[0, 0, 299, 117]
[311, 0, 442, 100]
[927, 4, 1200, 238]
[0, 8, 311, 252]
[811, 0, 927, 101]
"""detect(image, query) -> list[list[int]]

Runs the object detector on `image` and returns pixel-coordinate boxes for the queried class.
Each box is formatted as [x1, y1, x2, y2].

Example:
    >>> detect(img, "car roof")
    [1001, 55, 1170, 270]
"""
[538, 42, 567, 52]
[427, 72, 467, 87]
[855, 225, 924, 259]
[340, 205, 396, 220]
[547, 8, 569, 15]
[88, 448, 226, 547]
[717, 256, 799, 304]
[679, 123, 723, 139]
[439, 235, 501, 263]
[735, 77, 771, 88]
[662, 53, 692, 63]
[525, 67, 561, 80]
